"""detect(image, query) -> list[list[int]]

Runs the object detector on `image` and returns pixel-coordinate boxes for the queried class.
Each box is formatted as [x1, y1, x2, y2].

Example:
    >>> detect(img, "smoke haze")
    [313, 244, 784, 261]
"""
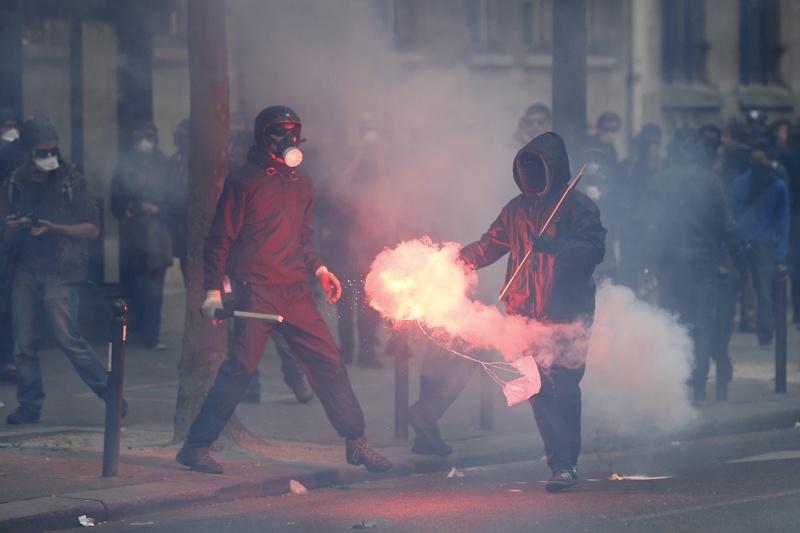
[232, 2, 697, 439]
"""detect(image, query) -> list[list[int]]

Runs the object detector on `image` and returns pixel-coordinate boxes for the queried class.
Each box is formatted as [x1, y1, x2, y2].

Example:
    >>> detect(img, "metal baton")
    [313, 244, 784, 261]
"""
[212, 309, 284, 322]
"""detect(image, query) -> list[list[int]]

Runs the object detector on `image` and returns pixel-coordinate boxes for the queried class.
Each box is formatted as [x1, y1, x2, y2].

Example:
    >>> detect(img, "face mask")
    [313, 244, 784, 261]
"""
[33, 155, 59, 172]
[517, 152, 549, 197]
[1, 128, 19, 143]
[135, 139, 155, 154]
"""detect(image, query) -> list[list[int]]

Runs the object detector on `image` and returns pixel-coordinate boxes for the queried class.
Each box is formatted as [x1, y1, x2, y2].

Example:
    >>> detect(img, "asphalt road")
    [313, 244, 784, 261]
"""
[51, 427, 800, 533]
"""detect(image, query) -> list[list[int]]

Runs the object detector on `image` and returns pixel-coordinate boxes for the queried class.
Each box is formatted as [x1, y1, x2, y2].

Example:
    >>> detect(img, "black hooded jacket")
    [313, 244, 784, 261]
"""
[459, 132, 606, 323]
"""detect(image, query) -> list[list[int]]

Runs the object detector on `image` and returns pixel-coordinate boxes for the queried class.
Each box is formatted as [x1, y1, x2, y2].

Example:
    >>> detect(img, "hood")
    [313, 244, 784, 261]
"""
[513, 131, 571, 198]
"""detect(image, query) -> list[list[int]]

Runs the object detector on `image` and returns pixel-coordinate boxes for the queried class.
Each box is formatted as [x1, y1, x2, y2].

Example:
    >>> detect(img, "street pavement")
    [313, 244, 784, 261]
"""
[1, 267, 799, 532]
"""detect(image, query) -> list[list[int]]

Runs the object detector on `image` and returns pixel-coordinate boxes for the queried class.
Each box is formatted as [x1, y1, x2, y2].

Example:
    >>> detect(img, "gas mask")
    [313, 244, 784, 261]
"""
[269, 126, 303, 168]
[1, 127, 19, 143]
[517, 152, 550, 197]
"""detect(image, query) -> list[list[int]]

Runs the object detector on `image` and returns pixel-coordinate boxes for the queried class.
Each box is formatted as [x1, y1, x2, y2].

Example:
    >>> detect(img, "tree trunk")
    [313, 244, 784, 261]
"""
[172, 0, 231, 443]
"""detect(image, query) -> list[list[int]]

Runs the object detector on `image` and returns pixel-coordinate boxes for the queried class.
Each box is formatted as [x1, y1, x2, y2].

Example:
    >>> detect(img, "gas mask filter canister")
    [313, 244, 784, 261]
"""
[274, 130, 303, 167]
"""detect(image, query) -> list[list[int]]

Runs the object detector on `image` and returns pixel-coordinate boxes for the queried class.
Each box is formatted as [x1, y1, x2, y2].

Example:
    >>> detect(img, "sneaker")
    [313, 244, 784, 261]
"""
[176, 444, 224, 474]
[147, 342, 167, 351]
[289, 380, 314, 404]
[6, 406, 41, 425]
[407, 406, 452, 457]
[346, 435, 393, 472]
[545, 468, 579, 493]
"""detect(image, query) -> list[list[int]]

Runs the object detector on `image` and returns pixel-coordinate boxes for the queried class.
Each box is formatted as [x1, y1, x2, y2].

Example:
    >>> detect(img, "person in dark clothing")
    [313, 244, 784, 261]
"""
[0, 118, 127, 423]
[316, 114, 388, 369]
[719, 118, 752, 194]
[176, 105, 392, 475]
[0, 108, 25, 383]
[111, 121, 173, 350]
[457, 132, 606, 493]
[511, 103, 552, 149]
[584, 111, 621, 281]
[648, 128, 747, 404]
[166, 118, 190, 282]
[616, 123, 663, 297]
[699, 123, 723, 172]
[0, 108, 25, 179]
[729, 143, 790, 347]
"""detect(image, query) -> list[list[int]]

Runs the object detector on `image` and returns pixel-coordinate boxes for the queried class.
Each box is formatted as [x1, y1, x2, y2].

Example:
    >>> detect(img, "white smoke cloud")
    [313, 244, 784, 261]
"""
[583, 280, 697, 438]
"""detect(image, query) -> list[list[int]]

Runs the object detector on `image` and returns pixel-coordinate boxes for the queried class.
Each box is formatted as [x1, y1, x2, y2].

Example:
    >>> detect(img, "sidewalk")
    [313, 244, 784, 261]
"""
[1, 270, 799, 532]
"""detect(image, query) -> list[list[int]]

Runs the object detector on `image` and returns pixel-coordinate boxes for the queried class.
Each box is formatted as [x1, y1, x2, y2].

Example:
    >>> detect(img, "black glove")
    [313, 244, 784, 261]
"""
[533, 234, 559, 255]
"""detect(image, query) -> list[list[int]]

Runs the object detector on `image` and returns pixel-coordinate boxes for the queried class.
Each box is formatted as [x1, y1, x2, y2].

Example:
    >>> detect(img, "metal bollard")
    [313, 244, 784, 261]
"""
[479, 367, 494, 431]
[394, 347, 410, 440]
[102, 300, 127, 477]
[774, 270, 788, 394]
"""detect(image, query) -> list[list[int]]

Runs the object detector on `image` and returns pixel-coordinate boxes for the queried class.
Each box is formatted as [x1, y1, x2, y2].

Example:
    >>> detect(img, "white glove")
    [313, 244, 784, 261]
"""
[201, 289, 223, 319]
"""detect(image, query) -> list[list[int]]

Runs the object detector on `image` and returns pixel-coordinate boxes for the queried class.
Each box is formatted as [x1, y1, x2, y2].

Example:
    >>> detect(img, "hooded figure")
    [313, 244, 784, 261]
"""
[458, 132, 606, 493]
[461, 132, 606, 323]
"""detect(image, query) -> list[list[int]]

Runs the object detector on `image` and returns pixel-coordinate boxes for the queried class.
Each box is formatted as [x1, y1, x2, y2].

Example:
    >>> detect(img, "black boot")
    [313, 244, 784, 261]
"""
[407, 405, 452, 457]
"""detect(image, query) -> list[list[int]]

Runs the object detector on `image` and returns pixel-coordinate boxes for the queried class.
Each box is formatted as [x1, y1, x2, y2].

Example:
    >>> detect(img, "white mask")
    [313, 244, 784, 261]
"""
[135, 139, 155, 154]
[1, 128, 19, 143]
[33, 155, 59, 172]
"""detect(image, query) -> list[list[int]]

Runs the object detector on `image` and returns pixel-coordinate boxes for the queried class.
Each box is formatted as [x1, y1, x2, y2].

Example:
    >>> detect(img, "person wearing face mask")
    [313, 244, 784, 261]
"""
[0, 108, 25, 384]
[457, 132, 606, 492]
[175, 105, 392, 475]
[728, 143, 790, 348]
[111, 120, 173, 351]
[0, 118, 127, 424]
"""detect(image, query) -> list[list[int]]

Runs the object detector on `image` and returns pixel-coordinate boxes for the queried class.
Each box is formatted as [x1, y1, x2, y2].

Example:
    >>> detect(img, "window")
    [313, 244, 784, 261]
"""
[739, 0, 782, 85]
[661, 0, 708, 84]
[521, 0, 550, 53]
[393, 0, 420, 52]
[467, 0, 511, 54]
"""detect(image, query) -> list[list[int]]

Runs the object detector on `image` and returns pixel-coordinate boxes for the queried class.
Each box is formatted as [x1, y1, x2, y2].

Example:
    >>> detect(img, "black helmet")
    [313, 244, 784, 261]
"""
[254, 105, 301, 144]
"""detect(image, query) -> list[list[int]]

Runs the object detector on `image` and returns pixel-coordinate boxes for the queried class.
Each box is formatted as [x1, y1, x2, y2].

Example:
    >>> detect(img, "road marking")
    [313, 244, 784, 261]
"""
[726, 450, 800, 463]
[73, 381, 179, 398]
[620, 488, 800, 522]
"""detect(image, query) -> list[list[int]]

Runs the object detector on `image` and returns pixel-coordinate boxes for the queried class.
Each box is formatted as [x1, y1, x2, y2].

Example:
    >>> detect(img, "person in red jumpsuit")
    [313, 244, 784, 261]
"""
[176, 106, 392, 475]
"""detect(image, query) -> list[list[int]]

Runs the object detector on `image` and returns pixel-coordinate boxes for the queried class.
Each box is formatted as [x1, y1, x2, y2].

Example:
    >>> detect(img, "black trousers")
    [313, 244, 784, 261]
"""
[530, 365, 585, 473]
[186, 281, 366, 447]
